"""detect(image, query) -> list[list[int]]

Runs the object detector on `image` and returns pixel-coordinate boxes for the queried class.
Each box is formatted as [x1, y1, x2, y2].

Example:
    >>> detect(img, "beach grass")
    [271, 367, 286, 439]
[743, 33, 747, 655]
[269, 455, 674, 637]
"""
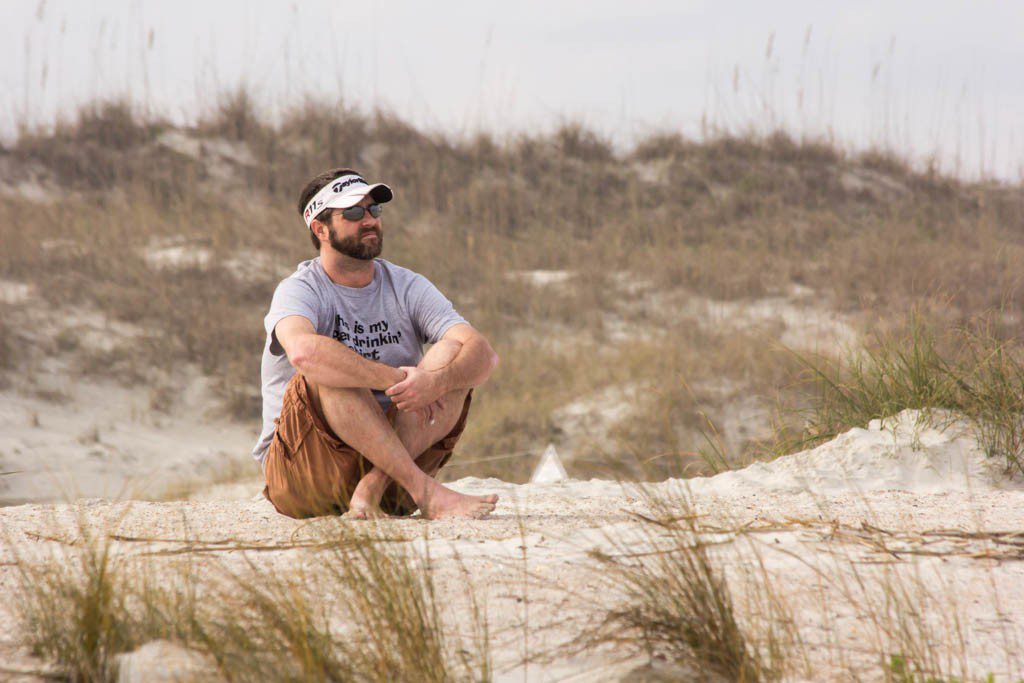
[10, 519, 133, 681]
[582, 486, 1024, 682]
[583, 491, 787, 682]
[2, 94, 1023, 482]
[768, 313, 1024, 474]
[9, 513, 491, 682]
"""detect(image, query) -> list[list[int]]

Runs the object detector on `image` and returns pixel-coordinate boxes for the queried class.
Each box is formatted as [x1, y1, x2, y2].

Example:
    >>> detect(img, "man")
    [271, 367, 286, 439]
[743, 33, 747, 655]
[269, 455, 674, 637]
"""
[252, 167, 499, 520]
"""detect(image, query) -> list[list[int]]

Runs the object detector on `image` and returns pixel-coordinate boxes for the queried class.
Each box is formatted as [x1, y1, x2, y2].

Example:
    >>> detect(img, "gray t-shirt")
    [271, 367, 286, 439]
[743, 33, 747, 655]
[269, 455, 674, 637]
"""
[251, 257, 467, 465]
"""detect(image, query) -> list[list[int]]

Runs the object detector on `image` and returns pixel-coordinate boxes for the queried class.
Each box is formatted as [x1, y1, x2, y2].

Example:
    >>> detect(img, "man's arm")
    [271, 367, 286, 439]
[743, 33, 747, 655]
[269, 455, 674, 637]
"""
[419, 338, 465, 373]
[385, 323, 499, 411]
[275, 315, 405, 389]
[432, 323, 499, 391]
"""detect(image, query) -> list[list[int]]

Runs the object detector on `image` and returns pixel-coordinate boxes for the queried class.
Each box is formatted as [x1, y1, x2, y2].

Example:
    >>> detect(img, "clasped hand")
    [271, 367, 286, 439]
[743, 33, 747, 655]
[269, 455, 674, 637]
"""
[386, 366, 446, 426]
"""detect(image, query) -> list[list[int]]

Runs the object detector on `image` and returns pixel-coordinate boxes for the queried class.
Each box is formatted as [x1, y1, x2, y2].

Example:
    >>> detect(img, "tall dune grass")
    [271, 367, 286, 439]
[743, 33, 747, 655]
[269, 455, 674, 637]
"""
[582, 491, 793, 682]
[2, 94, 1023, 480]
[769, 314, 1024, 474]
[10, 514, 490, 682]
[585, 487, 1022, 682]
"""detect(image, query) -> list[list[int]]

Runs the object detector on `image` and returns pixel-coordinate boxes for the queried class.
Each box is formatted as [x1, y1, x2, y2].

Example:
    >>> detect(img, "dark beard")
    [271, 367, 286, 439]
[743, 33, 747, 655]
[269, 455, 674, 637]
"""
[328, 225, 382, 260]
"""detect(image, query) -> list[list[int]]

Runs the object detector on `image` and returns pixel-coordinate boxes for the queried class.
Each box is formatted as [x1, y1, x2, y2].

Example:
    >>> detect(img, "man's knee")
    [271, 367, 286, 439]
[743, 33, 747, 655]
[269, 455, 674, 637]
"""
[395, 387, 471, 451]
[446, 387, 471, 411]
[430, 387, 471, 431]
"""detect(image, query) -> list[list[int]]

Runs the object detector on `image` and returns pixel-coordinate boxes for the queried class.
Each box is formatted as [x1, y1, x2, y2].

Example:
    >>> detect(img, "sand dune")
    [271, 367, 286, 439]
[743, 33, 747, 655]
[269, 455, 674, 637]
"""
[2, 410, 1023, 680]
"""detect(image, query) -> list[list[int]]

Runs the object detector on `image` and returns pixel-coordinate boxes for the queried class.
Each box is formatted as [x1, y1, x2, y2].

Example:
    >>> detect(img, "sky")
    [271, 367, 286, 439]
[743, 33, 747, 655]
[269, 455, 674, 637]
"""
[2, 0, 1022, 180]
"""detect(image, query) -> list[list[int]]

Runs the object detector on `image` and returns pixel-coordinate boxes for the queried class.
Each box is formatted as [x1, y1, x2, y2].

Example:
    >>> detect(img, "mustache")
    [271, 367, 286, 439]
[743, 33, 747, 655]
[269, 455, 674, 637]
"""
[359, 228, 381, 237]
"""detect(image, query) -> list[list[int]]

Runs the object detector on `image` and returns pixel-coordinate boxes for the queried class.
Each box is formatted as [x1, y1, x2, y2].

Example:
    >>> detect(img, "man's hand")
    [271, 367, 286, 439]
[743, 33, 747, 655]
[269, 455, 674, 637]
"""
[385, 366, 447, 412]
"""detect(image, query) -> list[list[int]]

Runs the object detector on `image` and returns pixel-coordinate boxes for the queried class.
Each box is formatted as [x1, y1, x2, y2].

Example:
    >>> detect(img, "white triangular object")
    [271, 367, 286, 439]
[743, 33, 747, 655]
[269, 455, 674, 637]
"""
[530, 444, 568, 484]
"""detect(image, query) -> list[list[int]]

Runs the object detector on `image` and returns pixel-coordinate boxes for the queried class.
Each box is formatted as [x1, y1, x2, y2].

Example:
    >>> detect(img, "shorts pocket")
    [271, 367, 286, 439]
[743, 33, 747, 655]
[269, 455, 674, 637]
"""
[272, 405, 314, 460]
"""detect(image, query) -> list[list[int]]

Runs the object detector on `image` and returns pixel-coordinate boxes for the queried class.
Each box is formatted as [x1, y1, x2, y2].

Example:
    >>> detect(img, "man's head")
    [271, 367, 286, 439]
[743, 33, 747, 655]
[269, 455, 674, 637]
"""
[296, 168, 393, 255]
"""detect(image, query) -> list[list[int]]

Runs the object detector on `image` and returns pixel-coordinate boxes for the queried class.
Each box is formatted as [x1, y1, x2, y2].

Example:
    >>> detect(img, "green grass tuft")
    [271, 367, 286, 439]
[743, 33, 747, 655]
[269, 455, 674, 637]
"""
[769, 314, 1024, 475]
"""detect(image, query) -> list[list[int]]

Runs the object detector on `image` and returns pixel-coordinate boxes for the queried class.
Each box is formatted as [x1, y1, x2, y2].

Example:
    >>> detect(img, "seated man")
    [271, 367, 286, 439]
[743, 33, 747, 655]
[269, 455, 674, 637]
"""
[251, 167, 499, 520]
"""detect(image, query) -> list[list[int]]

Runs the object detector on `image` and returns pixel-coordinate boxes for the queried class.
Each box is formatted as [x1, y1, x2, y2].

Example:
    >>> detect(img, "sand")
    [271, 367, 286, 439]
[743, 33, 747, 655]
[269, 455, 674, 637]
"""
[0, 370, 257, 506]
[2, 409, 1024, 681]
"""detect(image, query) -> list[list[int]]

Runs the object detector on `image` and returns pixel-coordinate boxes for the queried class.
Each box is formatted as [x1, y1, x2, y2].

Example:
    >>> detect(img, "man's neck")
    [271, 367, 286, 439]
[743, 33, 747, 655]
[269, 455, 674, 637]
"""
[319, 251, 376, 288]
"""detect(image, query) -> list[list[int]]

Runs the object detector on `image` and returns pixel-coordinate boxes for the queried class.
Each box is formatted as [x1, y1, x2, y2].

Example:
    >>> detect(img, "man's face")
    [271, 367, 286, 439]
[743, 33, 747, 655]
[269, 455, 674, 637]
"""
[324, 194, 383, 260]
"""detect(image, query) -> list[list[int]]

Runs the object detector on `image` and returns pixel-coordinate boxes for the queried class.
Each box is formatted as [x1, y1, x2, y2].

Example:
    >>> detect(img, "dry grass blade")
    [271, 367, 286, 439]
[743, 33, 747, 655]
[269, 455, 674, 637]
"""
[9, 512, 138, 682]
[174, 520, 492, 682]
[630, 515, 1024, 563]
[581, 489, 784, 682]
[9, 512, 491, 682]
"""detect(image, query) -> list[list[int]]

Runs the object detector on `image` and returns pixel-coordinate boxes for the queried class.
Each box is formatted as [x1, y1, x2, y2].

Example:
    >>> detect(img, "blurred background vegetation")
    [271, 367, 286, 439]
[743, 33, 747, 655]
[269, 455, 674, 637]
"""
[1, 95, 1023, 483]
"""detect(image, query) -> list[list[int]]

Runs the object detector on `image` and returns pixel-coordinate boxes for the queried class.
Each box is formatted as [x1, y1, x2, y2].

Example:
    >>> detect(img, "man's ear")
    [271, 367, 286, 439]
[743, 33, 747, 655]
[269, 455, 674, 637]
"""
[311, 218, 328, 243]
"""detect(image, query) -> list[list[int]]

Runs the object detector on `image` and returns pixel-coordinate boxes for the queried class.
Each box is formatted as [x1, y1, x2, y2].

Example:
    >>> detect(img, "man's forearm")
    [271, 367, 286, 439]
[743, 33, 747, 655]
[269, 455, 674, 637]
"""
[434, 336, 496, 391]
[420, 339, 463, 372]
[293, 335, 404, 390]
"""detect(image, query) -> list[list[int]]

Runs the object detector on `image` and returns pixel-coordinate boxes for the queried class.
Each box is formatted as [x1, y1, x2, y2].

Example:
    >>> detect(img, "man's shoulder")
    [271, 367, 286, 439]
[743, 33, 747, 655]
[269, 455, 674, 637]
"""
[375, 258, 430, 287]
[276, 258, 323, 288]
[285, 257, 321, 280]
[375, 258, 419, 278]
[270, 259, 327, 304]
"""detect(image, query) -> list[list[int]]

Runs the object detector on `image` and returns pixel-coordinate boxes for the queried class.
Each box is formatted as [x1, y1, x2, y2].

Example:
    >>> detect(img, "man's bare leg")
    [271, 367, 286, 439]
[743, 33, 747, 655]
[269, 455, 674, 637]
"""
[308, 382, 496, 519]
[347, 340, 471, 518]
[347, 387, 470, 518]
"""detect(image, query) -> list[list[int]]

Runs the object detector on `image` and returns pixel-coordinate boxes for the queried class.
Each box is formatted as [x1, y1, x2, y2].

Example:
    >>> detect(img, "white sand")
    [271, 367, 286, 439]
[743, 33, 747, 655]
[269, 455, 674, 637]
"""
[0, 280, 33, 305]
[505, 269, 575, 286]
[684, 409, 1020, 496]
[0, 371, 257, 505]
[2, 410, 1023, 681]
[143, 244, 214, 270]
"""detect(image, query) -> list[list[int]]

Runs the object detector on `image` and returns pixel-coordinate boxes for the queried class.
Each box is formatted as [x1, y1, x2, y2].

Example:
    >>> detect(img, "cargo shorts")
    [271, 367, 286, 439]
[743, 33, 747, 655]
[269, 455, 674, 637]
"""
[263, 373, 472, 519]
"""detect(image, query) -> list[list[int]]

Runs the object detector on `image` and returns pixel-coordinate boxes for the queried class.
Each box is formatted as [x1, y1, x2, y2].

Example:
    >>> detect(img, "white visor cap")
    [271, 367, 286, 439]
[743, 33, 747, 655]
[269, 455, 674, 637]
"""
[303, 174, 394, 228]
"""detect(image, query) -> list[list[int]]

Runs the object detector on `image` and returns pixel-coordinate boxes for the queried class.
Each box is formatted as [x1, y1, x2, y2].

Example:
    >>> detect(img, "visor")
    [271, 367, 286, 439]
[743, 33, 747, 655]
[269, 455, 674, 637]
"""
[302, 174, 394, 227]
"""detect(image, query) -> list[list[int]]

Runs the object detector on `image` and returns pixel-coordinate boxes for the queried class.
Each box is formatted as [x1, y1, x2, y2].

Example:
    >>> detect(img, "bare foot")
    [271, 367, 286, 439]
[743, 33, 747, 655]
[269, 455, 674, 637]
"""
[344, 501, 387, 520]
[347, 477, 389, 520]
[418, 484, 498, 520]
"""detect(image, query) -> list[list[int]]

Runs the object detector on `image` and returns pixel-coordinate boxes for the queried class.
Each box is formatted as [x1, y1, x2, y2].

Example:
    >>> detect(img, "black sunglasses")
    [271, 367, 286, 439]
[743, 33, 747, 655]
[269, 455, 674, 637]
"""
[340, 204, 383, 221]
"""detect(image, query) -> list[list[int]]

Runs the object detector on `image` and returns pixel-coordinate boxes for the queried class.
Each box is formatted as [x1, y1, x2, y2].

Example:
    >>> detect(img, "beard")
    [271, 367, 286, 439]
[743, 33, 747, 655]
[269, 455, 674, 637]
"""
[328, 224, 383, 260]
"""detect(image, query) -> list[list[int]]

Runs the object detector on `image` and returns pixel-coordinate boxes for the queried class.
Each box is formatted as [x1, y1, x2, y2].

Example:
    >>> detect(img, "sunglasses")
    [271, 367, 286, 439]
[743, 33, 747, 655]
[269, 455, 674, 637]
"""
[339, 203, 383, 221]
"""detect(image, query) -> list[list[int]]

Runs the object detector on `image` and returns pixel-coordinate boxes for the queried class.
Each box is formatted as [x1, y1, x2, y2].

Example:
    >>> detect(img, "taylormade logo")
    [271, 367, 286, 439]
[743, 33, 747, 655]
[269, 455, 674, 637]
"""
[331, 176, 366, 193]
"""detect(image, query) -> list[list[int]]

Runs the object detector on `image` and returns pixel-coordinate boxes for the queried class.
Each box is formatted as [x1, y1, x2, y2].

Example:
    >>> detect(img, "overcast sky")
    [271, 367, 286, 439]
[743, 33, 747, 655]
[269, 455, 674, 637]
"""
[2, 0, 1022, 179]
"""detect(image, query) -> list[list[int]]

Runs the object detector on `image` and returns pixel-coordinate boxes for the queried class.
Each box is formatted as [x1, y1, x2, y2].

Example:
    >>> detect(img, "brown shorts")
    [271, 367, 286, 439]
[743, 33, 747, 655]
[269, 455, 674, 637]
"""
[262, 374, 472, 519]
